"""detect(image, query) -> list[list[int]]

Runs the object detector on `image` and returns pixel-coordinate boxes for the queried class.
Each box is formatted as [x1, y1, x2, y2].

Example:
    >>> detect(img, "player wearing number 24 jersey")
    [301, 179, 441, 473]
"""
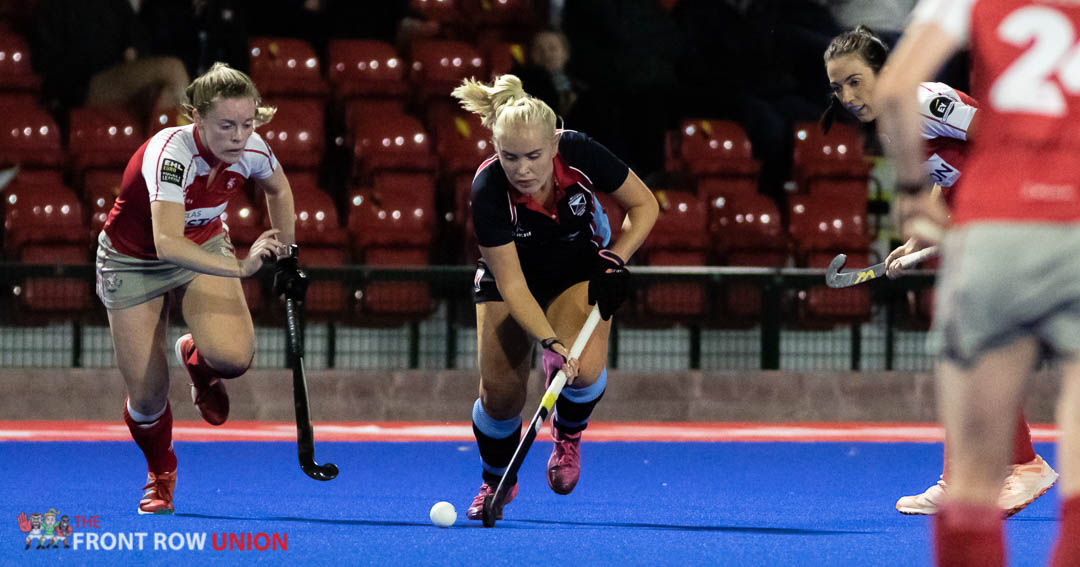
[823, 25, 1057, 520]
[878, 1, 1080, 565]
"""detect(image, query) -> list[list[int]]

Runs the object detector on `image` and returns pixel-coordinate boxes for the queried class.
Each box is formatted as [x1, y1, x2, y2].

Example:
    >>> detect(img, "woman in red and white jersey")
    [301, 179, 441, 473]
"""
[823, 25, 1057, 519]
[95, 62, 297, 515]
[878, 1, 1080, 564]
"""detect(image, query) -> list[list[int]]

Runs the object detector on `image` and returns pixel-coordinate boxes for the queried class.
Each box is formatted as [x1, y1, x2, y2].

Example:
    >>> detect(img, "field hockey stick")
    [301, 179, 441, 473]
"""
[824, 246, 938, 288]
[281, 246, 338, 481]
[482, 305, 603, 528]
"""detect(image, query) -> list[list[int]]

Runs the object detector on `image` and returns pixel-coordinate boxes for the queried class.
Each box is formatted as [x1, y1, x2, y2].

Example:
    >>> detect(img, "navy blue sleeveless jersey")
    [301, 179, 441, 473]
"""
[471, 130, 629, 283]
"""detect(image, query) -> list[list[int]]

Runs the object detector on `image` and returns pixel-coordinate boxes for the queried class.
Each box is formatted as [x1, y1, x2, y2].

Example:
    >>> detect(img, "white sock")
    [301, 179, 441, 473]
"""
[127, 398, 167, 424]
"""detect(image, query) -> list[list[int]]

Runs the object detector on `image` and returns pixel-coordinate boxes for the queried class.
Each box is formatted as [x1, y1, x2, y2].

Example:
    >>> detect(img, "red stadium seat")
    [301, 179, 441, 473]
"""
[3, 176, 84, 255]
[706, 191, 789, 325]
[647, 190, 708, 250]
[409, 0, 464, 24]
[640, 190, 708, 320]
[485, 41, 525, 78]
[707, 191, 786, 258]
[292, 183, 346, 246]
[673, 120, 760, 179]
[147, 107, 190, 134]
[355, 247, 433, 318]
[721, 251, 787, 324]
[350, 109, 437, 178]
[786, 191, 872, 326]
[0, 31, 39, 92]
[791, 122, 870, 194]
[299, 245, 349, 317]
[0, 96, 62, 167]
[277, 182, 350, 317]
[249, 37, 328, 98]
[3, 178, 90, 315]
[432, 111, 493, 175]
[787, 193, 870, 255]
[799, 251, 872, 325]
[347, 173, 436, 254]
[68, 107, 145, 179]
[347, 172, 435, 319]
[261, 99, 325, 171]
[327, 40, 408, 99]
[19, 244, 91, 313]
[83, 170, 122, 238]
[409, 40, 485, 101]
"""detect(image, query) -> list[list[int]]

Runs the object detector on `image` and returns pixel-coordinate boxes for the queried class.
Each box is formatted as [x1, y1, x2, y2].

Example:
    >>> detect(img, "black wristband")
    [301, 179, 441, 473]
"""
[897, 180, 929, 196]
[540, 337, 563, 350]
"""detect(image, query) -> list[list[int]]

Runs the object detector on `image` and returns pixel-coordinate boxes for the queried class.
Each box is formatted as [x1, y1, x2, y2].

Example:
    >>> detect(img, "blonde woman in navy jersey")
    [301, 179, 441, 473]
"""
[452, 74, 658, 521]
[96, 63, 299, 515]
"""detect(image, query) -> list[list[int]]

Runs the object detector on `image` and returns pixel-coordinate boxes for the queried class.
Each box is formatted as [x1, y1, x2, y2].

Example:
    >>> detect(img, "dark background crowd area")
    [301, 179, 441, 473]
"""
[0, 0, 972, 329]
[0, 0, 971, 190]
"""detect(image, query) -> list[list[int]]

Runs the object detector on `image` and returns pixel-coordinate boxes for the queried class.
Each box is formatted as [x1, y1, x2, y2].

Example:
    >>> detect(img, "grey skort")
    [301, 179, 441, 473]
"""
[929, 223, 1080, 366]
[95, 231, 235, 310]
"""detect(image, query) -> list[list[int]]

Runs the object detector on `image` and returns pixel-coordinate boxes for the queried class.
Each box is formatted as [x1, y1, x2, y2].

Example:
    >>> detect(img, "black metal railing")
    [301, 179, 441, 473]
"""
[0, 263, 936, 370]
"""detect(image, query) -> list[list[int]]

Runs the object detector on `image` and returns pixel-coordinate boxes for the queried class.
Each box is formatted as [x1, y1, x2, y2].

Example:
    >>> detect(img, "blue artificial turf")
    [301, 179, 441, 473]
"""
[0, 440, 1060, 566]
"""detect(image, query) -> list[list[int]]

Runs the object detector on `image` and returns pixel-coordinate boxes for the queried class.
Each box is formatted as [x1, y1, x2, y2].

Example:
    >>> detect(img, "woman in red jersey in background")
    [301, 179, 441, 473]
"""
[96, 62, 298, 515]
[822, 25, 1057, 518]
[878, 0, 1080, 564]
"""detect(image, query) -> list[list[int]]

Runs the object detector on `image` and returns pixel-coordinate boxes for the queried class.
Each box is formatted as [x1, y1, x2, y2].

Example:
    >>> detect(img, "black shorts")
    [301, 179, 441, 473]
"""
[472, 251, 601, 308]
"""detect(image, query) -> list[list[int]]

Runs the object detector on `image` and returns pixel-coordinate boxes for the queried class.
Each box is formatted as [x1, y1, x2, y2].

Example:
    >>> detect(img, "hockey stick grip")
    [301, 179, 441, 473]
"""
[894, 246, 939, 270]
[542, 305, 603, 409]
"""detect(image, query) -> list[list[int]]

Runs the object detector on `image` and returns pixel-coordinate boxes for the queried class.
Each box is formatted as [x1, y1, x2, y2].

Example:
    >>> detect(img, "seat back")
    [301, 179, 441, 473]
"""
[260, 99, 326, 170]
[327, 40, 407, 99]
[0, 30, 39, 92]
[351, 109, 436, 176]
[409, 40, 485, 100]
[432, 112, 493, 174]
[68, 107, 145, 173]
[249, 37, 328, 97]
[0, 96, 62, 167]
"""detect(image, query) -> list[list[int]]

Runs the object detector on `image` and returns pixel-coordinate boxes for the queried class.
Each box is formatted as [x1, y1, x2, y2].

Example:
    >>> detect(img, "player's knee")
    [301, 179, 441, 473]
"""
[207, 348, 253, 379]
[480, 383, 525, 420]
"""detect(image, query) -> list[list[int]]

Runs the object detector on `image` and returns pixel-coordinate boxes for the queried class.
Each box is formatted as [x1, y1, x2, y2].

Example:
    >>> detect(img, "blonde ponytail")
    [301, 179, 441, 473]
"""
[451, 74, 557, 141]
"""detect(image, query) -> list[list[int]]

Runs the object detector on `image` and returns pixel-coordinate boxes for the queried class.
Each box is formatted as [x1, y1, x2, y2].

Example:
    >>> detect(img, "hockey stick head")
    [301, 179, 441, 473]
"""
[824, 254, 848, 287]
[300, 451, 339, 481]
[482, 494, 497, 527]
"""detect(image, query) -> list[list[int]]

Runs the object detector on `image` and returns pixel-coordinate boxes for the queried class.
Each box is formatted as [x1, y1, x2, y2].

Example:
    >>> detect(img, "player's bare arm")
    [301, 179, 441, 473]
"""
[255, 166, 296, 247]
[606, 169, 658, 262]
[150, 200, 285, 278]
[885, 185, 947, 278]
[479, 242, 562, 349]
[876, 21, 962, 245]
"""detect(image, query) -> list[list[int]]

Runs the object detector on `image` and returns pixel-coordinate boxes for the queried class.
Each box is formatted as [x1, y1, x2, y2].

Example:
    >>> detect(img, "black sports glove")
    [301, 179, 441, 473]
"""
[273, 244, 309, 302]
[588, 249, 629, 320]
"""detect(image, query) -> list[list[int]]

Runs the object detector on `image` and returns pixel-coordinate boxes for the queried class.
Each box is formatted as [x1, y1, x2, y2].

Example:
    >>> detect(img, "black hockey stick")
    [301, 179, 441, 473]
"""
[824, 246, 938, 288]
[482, 305, 603, 527]
[280, 246, 338, 481]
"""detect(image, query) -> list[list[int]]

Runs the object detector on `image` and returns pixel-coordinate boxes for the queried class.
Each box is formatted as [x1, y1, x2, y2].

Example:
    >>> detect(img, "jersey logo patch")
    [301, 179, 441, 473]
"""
[929, 96, 954, 120]
[160, 159, 186, 185]
[925, 153, 961, 187]
[568, 193, 587, 216]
